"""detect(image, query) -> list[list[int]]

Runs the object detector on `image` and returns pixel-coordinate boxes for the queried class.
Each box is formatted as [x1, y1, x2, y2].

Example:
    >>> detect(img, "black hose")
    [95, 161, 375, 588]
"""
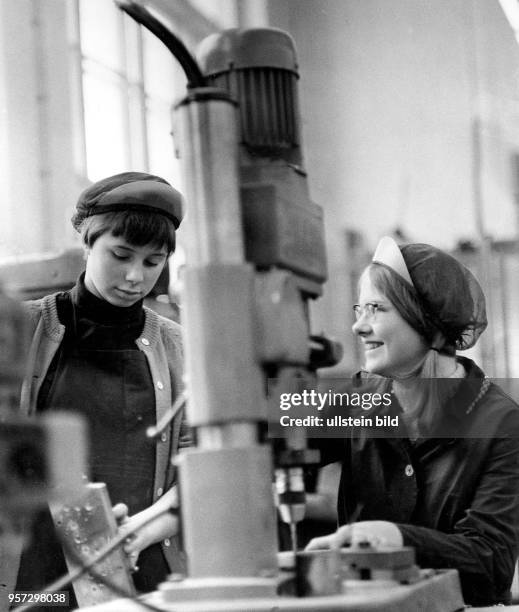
[114, 0, 206, 89]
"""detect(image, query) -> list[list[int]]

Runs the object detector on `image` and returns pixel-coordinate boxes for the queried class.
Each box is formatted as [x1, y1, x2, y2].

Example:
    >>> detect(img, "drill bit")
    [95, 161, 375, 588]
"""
[290, 520, 298, 559]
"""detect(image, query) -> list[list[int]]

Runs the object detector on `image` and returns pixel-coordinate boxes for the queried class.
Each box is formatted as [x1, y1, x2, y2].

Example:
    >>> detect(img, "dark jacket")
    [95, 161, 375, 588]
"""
[319, 358, 519, 606]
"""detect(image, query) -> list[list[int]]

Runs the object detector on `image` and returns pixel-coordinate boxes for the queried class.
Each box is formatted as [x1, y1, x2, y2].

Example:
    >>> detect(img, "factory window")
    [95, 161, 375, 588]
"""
[71, 0, 185, 189]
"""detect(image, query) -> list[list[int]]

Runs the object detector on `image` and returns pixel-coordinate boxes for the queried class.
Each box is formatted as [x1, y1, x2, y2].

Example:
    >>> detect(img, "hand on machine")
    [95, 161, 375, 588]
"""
[112, 486, 180, 573]
[306, 520, 404, 551]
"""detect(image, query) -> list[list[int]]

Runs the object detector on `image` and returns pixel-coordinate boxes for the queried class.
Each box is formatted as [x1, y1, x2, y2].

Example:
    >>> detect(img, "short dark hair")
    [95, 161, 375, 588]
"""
[80, 209, 176, 253]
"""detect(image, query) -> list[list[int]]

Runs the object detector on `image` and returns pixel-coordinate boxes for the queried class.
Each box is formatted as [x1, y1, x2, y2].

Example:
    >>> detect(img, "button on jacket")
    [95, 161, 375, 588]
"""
[319, 358, 519, 607]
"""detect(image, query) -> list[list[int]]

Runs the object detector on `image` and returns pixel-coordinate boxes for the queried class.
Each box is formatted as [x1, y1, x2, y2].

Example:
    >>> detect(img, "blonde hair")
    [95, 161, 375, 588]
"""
[364, 264, 460, 435]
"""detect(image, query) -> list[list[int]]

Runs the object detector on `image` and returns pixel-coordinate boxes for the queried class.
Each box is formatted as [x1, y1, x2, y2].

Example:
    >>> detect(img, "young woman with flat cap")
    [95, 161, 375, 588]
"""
[11, 171, 187, 607]
[307, 236, 519, 607]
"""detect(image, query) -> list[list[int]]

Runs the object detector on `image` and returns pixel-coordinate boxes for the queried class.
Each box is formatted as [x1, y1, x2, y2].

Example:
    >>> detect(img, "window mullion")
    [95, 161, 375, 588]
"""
[118, 10, 132, 170]
[68, 0, 88, 179]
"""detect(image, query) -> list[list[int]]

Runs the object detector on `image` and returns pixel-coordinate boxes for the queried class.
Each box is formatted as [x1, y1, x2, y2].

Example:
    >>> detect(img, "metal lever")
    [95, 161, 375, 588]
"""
[309, 334, 343, 370]
[146, 391, 187, 439]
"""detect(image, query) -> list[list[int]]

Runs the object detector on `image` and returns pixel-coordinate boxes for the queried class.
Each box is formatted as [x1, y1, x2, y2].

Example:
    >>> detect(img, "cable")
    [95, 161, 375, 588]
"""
[113, 0, 206, 88]
[12, 508, 174, 612]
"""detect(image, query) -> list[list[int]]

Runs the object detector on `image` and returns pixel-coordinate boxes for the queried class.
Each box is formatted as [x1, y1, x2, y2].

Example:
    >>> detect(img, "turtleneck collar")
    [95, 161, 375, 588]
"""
[70, 273, 144, 325]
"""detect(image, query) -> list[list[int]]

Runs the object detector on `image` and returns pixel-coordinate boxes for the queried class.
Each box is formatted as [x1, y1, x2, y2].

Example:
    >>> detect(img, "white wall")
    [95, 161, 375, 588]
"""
[268, 0, 519, 247]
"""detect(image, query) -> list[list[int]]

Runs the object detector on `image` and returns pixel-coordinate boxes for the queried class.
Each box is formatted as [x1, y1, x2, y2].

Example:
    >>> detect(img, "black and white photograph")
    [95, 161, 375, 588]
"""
[1, 1, 519, 611]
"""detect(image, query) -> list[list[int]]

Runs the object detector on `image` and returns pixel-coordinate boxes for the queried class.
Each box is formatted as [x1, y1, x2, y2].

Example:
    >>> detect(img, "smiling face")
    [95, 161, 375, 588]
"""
[352, 270, 429, 378]
[84, 232, 168, 307]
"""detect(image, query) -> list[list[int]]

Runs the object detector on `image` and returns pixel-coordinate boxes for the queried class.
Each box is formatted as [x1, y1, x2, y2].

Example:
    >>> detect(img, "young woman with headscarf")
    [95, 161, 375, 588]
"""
[307, 236, 519, 607]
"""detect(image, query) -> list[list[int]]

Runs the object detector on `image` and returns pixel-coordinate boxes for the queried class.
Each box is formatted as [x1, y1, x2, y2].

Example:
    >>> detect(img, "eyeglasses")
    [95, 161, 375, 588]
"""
[352, 302, 381, 321]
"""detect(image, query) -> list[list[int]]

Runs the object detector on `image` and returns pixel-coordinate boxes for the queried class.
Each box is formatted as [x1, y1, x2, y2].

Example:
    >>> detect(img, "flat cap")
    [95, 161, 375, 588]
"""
[72, 172, 184, 231]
